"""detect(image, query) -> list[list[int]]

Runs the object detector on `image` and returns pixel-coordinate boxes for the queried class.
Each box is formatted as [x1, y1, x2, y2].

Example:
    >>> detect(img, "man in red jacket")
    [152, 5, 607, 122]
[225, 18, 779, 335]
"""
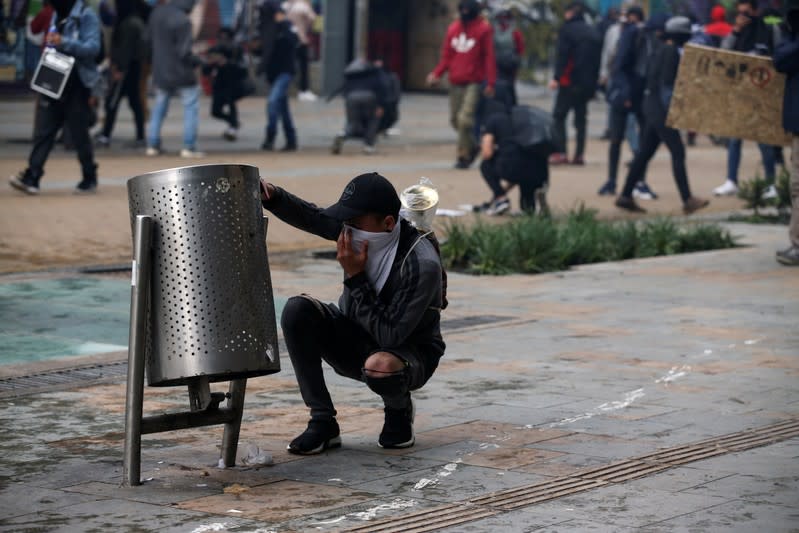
[427, 0, 496, 169]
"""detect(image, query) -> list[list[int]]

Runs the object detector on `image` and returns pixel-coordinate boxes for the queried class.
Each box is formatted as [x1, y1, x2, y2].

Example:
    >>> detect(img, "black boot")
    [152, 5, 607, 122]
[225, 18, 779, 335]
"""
[282, 130, 297, 152]
[75, 163, 98, 195]
[261, 131, 276, 151]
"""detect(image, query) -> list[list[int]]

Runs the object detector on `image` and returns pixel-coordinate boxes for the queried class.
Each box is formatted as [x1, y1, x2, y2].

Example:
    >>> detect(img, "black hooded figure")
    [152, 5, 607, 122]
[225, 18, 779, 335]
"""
[478, 98, 549, 215]
[96, 0, 147, 146]
[616, 16, 709, 215]
[330, 58, 390, 154]
[459, 0, 481, 23]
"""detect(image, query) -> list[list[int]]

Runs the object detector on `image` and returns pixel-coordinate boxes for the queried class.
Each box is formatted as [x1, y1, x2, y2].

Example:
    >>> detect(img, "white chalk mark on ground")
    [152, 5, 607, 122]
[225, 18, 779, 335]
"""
[313, 498, 417, 525]
[744, 338, 763, 345]
[413, 478, 438, 490]
[328, 478, 343, 482]
[191, 524, 231, 533]
[546, 389, 645, 427]
[413, 459, 462, 490]
[597, 389, 646, 412]
[655, 365, 692, 384]
[226, 509, 243, 514]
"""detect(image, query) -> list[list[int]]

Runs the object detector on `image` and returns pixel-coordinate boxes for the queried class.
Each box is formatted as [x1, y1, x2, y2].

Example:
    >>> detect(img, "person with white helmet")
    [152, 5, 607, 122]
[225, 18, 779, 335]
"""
[614, 15, 709, 214]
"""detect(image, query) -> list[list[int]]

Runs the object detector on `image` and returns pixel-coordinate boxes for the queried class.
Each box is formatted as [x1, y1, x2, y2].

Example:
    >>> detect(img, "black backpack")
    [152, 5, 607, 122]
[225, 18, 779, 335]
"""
[510, 105, 558, 157]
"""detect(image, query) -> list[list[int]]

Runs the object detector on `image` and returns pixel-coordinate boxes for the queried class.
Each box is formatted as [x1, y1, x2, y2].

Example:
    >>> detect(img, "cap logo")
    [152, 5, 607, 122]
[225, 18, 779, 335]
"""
[341, 183, 355, 202]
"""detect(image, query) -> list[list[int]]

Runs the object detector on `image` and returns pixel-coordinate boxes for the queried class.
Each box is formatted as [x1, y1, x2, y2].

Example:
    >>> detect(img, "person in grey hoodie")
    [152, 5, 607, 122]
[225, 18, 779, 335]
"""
[145, 0, 204, 158]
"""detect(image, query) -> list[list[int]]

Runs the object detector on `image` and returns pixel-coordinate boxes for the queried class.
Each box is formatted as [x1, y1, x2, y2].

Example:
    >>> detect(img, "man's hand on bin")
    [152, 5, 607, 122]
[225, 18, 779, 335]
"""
[260, 180, 275, 201]
[337, 227, 368, 278]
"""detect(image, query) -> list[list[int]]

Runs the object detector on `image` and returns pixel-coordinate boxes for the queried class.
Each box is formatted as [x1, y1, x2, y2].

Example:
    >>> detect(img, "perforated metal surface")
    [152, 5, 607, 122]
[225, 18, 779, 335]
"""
[127, 164, 280, 386]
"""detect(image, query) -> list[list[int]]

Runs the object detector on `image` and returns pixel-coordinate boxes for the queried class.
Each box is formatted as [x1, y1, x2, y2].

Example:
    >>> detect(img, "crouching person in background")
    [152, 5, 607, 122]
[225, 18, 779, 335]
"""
[477, 99, 549, 216]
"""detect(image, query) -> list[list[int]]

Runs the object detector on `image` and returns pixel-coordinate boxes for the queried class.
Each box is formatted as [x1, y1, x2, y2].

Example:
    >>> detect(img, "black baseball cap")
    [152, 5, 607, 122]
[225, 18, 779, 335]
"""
[322, 172, 401, 221]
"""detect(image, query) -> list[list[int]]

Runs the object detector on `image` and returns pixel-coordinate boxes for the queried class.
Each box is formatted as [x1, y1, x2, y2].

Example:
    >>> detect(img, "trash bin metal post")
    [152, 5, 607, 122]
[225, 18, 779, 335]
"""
[220, 378, 247, 467]
[123, 214, 153, 487]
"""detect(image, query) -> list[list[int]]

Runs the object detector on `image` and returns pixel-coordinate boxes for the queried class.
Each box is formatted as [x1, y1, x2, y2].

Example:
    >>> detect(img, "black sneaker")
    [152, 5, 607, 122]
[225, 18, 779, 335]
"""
[74, 180, 97, 195]
[379, 397, 415, 449]
[486, 198, 511, 216]
[464, 145, 480, 166]
[9, 171, 40, 195]
[472, 199, 493, 213]
[287, 419, 341, 455]
[597, 181, 616, 196]
[615, 195, 646, 213]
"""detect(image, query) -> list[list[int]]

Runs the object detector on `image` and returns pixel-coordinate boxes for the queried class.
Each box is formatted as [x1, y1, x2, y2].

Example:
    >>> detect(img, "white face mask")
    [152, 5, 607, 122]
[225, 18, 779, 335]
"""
[344, 222, 401, 295]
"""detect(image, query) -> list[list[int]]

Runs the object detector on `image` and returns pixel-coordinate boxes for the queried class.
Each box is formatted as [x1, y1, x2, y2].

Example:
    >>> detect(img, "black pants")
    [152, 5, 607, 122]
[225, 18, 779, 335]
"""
[27, 73, 96, 184]
[102, 61, 144, 140]
[552, 84, 589, 158]
[480, 154, 548, 212]
[345, 90, 380, 146]
[621, 121, 692, 202]
[296, 43, 310, 92]
[281, 295, 436, 421]
[211, 87, 239, 129]
[607, 104, 643, 184]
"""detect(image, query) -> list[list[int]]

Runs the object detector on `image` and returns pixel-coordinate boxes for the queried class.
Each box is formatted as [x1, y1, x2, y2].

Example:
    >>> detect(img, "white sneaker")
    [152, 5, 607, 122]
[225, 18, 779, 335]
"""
[486, 198, 511, 216]
[298, 90, 318, 102]
[363, 145, 376, 155]
[385, 127, 401, 137]
[762, 184, 778, 200]
[145, 146, 161, 157]
[713, 180, 739, 196]
[222, 128, 238, 141]
[180, 148, 206, 159]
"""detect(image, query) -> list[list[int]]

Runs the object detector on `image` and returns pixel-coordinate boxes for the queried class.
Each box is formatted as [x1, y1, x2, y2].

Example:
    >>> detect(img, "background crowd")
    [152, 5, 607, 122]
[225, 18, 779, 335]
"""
[4, 0, 798, 265]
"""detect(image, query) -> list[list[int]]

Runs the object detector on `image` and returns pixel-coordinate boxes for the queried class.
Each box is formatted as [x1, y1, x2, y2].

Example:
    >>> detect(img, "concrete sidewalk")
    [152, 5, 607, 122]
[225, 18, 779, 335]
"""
[0, 222, 797, 532]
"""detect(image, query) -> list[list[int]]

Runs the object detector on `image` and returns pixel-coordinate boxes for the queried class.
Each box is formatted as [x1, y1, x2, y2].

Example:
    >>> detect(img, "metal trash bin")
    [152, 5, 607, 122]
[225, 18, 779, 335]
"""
[127, 164, 280, 386]
[123, 164, 280, 485]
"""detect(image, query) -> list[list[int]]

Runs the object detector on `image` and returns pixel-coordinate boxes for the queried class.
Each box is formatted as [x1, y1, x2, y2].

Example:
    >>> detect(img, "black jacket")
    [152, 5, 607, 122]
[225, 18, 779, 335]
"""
[608, 23, 646, 109]
[775, 32, 799, 134]
[266, 20, 298, 83]
[262, 187, 445, 357]
[642, 39, 679, 127]
[722, 16, 777, 55]
[554, 16, 602, 92]
[110, 14, 145, 71]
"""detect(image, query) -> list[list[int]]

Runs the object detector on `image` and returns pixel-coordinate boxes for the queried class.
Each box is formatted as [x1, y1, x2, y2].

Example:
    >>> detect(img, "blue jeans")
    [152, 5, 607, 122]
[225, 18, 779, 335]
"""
[727, 139, 776, 184]
[265, 73, 296, 144]
[147, 85, 200, 150]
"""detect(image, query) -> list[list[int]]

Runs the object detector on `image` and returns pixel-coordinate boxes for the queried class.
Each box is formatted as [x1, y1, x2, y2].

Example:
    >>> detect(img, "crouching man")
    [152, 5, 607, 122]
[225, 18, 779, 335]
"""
[260, 173, 446, 454]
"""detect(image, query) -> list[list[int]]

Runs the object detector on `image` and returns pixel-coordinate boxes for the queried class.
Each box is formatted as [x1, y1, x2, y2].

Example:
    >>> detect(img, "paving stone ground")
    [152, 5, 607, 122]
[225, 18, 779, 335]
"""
[0, 85, 796, 532]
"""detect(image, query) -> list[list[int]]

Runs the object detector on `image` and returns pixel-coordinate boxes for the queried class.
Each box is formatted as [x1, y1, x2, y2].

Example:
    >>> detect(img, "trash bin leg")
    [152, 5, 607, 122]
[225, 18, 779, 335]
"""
[123, 215, 153, 487]
[219, 378, 247, 467]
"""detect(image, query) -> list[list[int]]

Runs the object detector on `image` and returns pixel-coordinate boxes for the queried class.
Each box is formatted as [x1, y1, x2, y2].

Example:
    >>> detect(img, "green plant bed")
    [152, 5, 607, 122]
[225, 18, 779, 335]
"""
[440, 207, 739, 275]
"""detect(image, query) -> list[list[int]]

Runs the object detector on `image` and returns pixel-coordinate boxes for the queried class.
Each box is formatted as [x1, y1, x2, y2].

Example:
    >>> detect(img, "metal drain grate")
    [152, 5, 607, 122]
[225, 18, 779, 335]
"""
[0, 361, 128, 398]
[345, 417, 799, 533]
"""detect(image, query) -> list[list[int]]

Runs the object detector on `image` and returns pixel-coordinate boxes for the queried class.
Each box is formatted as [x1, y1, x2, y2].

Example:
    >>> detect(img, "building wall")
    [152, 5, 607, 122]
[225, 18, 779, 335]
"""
[404, 0, 458, 91]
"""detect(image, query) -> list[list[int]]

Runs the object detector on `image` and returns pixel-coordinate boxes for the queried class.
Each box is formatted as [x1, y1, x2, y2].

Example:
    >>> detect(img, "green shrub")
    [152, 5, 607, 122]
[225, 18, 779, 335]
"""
[440, 209, 738, 275]
[775, 167, 792, 212]
[737, 174, 772, 216]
